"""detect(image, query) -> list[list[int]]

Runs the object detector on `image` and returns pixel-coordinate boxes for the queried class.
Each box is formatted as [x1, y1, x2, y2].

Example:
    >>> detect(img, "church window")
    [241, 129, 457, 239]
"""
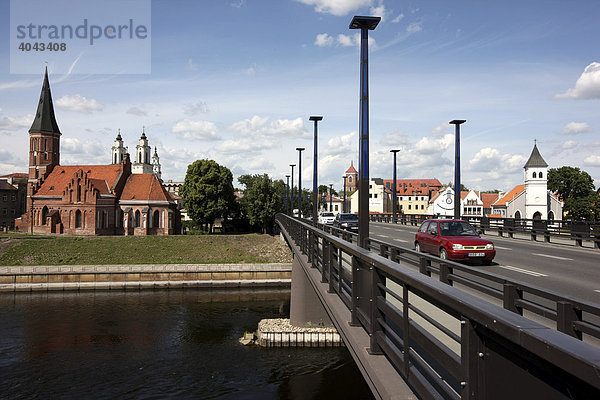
[348, 176, 352, 183]
[153, 210, 160, 228]
[139, 153, 142, 163]
[135, 210, 141, 228]
[539, 172, 543, 178]
[114, 154, 117, 164]
[77, 182, 81, 202]
[75, 210, 82, 228]
[41, 206, 48, 225]
[533, 172, 537, 178]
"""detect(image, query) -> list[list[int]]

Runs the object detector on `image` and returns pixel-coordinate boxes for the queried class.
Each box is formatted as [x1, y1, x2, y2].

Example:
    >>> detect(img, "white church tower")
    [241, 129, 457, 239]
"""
[152, 147, 162, 181]
[523, 142, 548, 219]
[111, 130, 127, 165]
[132, 129, 153, 174]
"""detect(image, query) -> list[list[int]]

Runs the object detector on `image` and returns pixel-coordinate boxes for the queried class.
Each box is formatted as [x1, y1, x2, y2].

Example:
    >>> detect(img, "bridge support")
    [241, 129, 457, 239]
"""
[290, 254, 334, 328]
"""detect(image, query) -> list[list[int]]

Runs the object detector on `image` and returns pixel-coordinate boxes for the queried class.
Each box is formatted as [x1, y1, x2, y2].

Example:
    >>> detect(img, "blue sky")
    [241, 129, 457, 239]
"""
[1, 0, 599, 192]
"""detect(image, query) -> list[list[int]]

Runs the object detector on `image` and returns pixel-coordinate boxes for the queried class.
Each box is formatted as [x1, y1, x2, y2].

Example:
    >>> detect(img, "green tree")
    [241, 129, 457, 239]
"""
[238, 174, 284, 233]
[180, 159, 235, 232]
[447, 182, 468, 192]
[548, 166, 598, 221]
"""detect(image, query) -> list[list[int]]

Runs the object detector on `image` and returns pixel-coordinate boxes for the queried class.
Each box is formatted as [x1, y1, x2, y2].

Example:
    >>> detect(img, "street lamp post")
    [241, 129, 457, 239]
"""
[342, 175, 347, 213]
[329, 184, 333, 212]
[290, 164, 295, 216]
[285, 174, 290, 215]
[450, 120, 466, 220]
[390, 149, 400, 223]
[296, 148, 305, 218]
[350, 15, 380, 249]
[310, 116, 323, 226]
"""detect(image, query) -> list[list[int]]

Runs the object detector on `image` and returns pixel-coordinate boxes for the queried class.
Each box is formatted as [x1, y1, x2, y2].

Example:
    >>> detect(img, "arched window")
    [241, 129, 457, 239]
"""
[135, 210, 141, 228]
[548, 211, 554, 222]
[77, 180, 81, 202]
[114, 154, 117, 164]
[532, 172, 537, 178]
[533, 211, 542, 220]
[138, 152, 142, 163]
[539, 172, 543, 178]
[514, 210, 521, 220]
[348, 176, 352, 183]
[153, 210, 160, 228]
[41, 206, 49, 225]
[75, 210, 82, 228]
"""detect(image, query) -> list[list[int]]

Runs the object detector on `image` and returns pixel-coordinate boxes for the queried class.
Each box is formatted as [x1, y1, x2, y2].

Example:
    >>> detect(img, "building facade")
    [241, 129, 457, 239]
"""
[349, 178, 392, 214]
[0, 174, 27, 230]
[18, 69, 180, 235]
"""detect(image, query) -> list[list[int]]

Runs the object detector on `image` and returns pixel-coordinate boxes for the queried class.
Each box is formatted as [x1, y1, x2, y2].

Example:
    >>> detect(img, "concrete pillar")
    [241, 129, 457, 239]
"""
[290, 254, 334, 328]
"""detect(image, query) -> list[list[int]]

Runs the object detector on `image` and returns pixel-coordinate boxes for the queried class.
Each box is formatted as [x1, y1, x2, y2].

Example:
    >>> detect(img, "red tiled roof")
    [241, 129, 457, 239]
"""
[487, 214, 502, 218]
[481, 193, 500, 209]
[383, 178, 442, 195]
[121, 174, 172, 202]
[345, 161, 358, 174]
[36, 165, 123, 196]
[493, 185, 525, 206]
[0, 173, 28, 180]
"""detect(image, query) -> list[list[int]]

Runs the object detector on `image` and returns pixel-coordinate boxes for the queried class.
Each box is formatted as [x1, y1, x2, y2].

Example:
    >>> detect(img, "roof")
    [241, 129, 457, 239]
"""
[481, 193, 500, 209]
[493, 185, 525, 206]
[121, 174, 173, 202]
[0, 181, 17, 190]
[36, 165, 124, 196]
[345, 161, 358, 174]
[524, 144, 548, 168]
[383, 178, 443, 195]
[29, 67, 61, 135]
[0, 173, 28, 180]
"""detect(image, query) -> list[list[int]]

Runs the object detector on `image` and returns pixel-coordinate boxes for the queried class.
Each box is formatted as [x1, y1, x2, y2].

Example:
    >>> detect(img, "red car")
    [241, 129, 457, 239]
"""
[414, 219, 496, 265]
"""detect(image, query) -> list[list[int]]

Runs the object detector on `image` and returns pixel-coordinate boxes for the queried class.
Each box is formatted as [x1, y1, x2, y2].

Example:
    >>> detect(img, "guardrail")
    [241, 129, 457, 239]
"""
[369, 213, 600, 249]
[279, 214, 600, 399]
[308, 217, 600, 343]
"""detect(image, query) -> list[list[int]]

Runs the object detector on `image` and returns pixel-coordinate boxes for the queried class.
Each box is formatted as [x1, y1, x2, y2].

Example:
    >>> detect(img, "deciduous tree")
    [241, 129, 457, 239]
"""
[548, 166, 598, 221]
[238, 174, 284, 233]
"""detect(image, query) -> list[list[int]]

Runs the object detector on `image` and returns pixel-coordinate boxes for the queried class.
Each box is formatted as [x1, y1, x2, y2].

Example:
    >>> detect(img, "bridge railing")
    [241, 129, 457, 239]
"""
[278, 214, 600, 400]
[369, 213, 600, 248]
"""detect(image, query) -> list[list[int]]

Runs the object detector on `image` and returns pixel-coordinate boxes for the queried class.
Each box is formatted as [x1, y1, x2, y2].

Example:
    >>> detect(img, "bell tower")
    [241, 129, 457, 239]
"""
[111, 130, 127, 165]
[27, 67, 61, 209]
[524, 142, 548, 219]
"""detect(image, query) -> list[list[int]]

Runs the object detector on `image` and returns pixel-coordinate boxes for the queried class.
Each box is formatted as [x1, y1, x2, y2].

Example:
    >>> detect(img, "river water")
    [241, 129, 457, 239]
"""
[0, 289, 374, 399]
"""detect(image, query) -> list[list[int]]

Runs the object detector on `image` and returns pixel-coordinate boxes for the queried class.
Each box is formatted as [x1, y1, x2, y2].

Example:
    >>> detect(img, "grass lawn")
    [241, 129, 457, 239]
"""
[0, 234, 292, 266]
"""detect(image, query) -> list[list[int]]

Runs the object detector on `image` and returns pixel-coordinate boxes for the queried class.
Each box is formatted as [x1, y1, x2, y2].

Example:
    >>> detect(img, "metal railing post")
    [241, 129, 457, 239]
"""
[503, 283, 523, 315]
[419, 256, 431, 277]
[369, 264, 383, 354]
[439, 262, 453, 286]
[557, 301, 583, 340]
[350, 255, 360, 326]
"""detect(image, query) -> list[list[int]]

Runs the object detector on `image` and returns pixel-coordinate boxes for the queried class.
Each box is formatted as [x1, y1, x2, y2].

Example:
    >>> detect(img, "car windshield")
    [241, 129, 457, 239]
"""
[322, 213, 334, 217]
[340, 214, 358, 221]
[438, 221, 478, 236]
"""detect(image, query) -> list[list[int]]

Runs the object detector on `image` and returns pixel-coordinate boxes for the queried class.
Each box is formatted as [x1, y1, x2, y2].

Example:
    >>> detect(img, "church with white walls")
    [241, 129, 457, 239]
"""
[111, 130, 162, 180]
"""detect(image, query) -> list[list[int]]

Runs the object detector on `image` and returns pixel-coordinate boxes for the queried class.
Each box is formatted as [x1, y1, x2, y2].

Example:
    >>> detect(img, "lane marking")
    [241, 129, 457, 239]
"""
[379, 234, 390, 238]
[531, 253, 573, 261]
[498, 265, 547, 277]
[494, 246, 512, 250]
[595, 290, 600, 294]
[394, 238, 408, 243]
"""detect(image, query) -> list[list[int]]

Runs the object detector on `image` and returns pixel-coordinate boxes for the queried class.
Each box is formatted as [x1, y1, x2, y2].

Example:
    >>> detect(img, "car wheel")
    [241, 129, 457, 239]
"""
[439, 248, 448, 260]
[415, 242, 421, 252]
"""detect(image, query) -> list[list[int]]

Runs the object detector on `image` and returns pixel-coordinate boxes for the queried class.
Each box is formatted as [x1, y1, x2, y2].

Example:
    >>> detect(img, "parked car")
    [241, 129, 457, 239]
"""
[333, 213, 359, 231]
[318, 212, 336, 225]
[414, 219, 496, 265]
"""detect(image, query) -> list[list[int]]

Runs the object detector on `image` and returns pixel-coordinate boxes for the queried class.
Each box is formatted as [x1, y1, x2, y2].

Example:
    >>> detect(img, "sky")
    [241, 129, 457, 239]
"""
[1, 0, 599, 193]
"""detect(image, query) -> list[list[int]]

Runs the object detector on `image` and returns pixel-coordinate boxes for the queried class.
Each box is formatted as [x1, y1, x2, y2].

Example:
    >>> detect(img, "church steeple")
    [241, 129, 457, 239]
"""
[29, 67, 61, 135]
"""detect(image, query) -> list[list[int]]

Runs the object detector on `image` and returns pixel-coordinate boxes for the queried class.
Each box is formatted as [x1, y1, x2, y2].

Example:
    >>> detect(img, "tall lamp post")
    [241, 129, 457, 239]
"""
[450, 120, 466, 220]
[342, 175, 347, 213]
[290, 164, 295, 216]
[285, 174, 290, 215]
[350, 15, 380, 248]
[390, 149, 400, 223]
[296, 147, 305, 218]
[329, 184, 333, 212]
[310, 116, 323, 226]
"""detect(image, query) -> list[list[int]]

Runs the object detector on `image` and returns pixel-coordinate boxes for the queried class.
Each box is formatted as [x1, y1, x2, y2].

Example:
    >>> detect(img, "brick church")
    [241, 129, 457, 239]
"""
[18, 69, 180, 235]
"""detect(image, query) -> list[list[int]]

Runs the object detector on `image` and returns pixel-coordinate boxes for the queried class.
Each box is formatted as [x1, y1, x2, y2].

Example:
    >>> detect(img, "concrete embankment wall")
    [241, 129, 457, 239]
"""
[0, 263, 291, 292]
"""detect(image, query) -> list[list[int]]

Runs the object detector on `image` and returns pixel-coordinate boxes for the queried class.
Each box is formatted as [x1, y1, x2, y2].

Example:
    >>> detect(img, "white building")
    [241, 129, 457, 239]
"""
[111, 130, 162, 180]
[349, 178, 392, 214]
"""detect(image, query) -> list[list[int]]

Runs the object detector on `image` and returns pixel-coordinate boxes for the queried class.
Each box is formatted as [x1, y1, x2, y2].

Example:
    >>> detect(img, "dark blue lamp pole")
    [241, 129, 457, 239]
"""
[310, 116, 323, 226]
[450, 120, 466, 220]
[285, 174, 290, 215]
[296, 148, 305, 218]
[350, 15, 380, 248]
[290, 164, 295, 216]
[329, 184, 333, 211]
[390, 149, 400, 223]
[342, 175, 347, 213]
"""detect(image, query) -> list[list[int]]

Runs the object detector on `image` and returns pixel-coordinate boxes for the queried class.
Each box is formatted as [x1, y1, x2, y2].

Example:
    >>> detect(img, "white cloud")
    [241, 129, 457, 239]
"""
[468, 147, 526, 173]
[391, 13, 404, 23]
[184, 101, 209, 116]
[406, 22, 423, 33]
[216, 137, 276, 155]
[555, 62, 600, 99]
[60, 137, 106, 164]
[431, 123, 451, 137]
[562, 121, 591, 135]
[315, 33, 334, 47]
[126, 106, 147, 117]
[414, 134, 453, 154]
[561, 140, 578, 150]
[56, 94, 104, 113]
[0, 149, 13, 162]
[336, 33, 376, 47]
[584, 155, 600, 166]
[326, 132, 355, 156]
[229, 115, 309, 138]
[379, 130, 410, 147]
[370, 1, 386, 19]
[296, 0, 372, 16]
[171, 119, 219, 141]
[0, 114, 33, 133]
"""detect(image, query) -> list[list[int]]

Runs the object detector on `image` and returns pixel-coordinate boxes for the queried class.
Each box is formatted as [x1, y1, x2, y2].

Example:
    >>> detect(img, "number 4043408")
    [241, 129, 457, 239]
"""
[18, 42, 67, 51]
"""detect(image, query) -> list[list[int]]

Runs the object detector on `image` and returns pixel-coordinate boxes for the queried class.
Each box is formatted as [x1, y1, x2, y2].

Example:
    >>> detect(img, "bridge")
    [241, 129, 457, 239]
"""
[276, 213, 600, 400]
